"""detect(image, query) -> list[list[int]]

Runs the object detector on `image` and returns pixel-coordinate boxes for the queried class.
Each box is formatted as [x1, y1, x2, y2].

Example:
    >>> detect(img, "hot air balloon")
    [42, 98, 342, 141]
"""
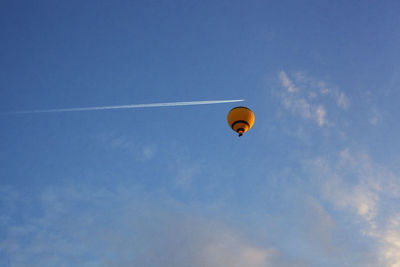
[227, 106, 255, 137]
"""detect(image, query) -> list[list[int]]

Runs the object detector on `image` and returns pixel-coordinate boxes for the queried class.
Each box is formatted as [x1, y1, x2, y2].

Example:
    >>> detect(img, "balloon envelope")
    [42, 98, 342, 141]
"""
[227, 106, 255, 136]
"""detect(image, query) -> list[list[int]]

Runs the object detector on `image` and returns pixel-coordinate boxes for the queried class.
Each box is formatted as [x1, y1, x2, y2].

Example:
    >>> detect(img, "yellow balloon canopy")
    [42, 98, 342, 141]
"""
[227, 106, 255, 137]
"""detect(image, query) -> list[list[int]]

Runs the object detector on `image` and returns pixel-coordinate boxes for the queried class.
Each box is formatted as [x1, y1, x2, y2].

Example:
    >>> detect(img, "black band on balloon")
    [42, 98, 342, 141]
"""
[231, 120, 250, 129]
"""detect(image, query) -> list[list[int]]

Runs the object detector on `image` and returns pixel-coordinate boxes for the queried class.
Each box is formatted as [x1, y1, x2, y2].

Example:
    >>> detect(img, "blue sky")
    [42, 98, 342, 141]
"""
[1, 0, 400, 266]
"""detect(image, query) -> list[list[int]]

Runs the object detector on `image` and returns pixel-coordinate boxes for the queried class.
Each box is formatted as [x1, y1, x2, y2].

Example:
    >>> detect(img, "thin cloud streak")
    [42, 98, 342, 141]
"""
[4, 99, 245, 114]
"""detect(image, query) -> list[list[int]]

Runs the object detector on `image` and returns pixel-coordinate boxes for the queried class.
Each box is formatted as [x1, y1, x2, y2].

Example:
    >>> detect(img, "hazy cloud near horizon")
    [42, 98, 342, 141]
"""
[0, 184, 304, 267]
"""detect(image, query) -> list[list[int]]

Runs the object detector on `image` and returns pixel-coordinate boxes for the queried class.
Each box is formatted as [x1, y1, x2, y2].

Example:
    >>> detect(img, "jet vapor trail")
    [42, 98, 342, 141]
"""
[5, 99, 244, 114]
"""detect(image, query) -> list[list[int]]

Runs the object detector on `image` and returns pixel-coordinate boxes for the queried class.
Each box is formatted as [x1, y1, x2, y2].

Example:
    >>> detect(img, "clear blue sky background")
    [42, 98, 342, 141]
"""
[1, 0, 400, 266]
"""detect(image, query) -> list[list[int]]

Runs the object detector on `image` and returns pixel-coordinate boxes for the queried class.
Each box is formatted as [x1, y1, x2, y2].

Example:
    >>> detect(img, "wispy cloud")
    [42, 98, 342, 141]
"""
[278, 71, 349, 126]
[307, 149, 400, 266]
[279, 71, 298, 93]
[142, 145, 156, 161]
[336, 92, 349, 109]
[174, 165, 199, 189]
[303, 196, 335, 251]
[95, 132, 156, 161]
[369, 107, 381, 126]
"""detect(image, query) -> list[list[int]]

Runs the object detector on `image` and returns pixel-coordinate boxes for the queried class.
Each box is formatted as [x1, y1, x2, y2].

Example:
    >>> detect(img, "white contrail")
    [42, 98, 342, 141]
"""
[5, 99, 244, 114]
